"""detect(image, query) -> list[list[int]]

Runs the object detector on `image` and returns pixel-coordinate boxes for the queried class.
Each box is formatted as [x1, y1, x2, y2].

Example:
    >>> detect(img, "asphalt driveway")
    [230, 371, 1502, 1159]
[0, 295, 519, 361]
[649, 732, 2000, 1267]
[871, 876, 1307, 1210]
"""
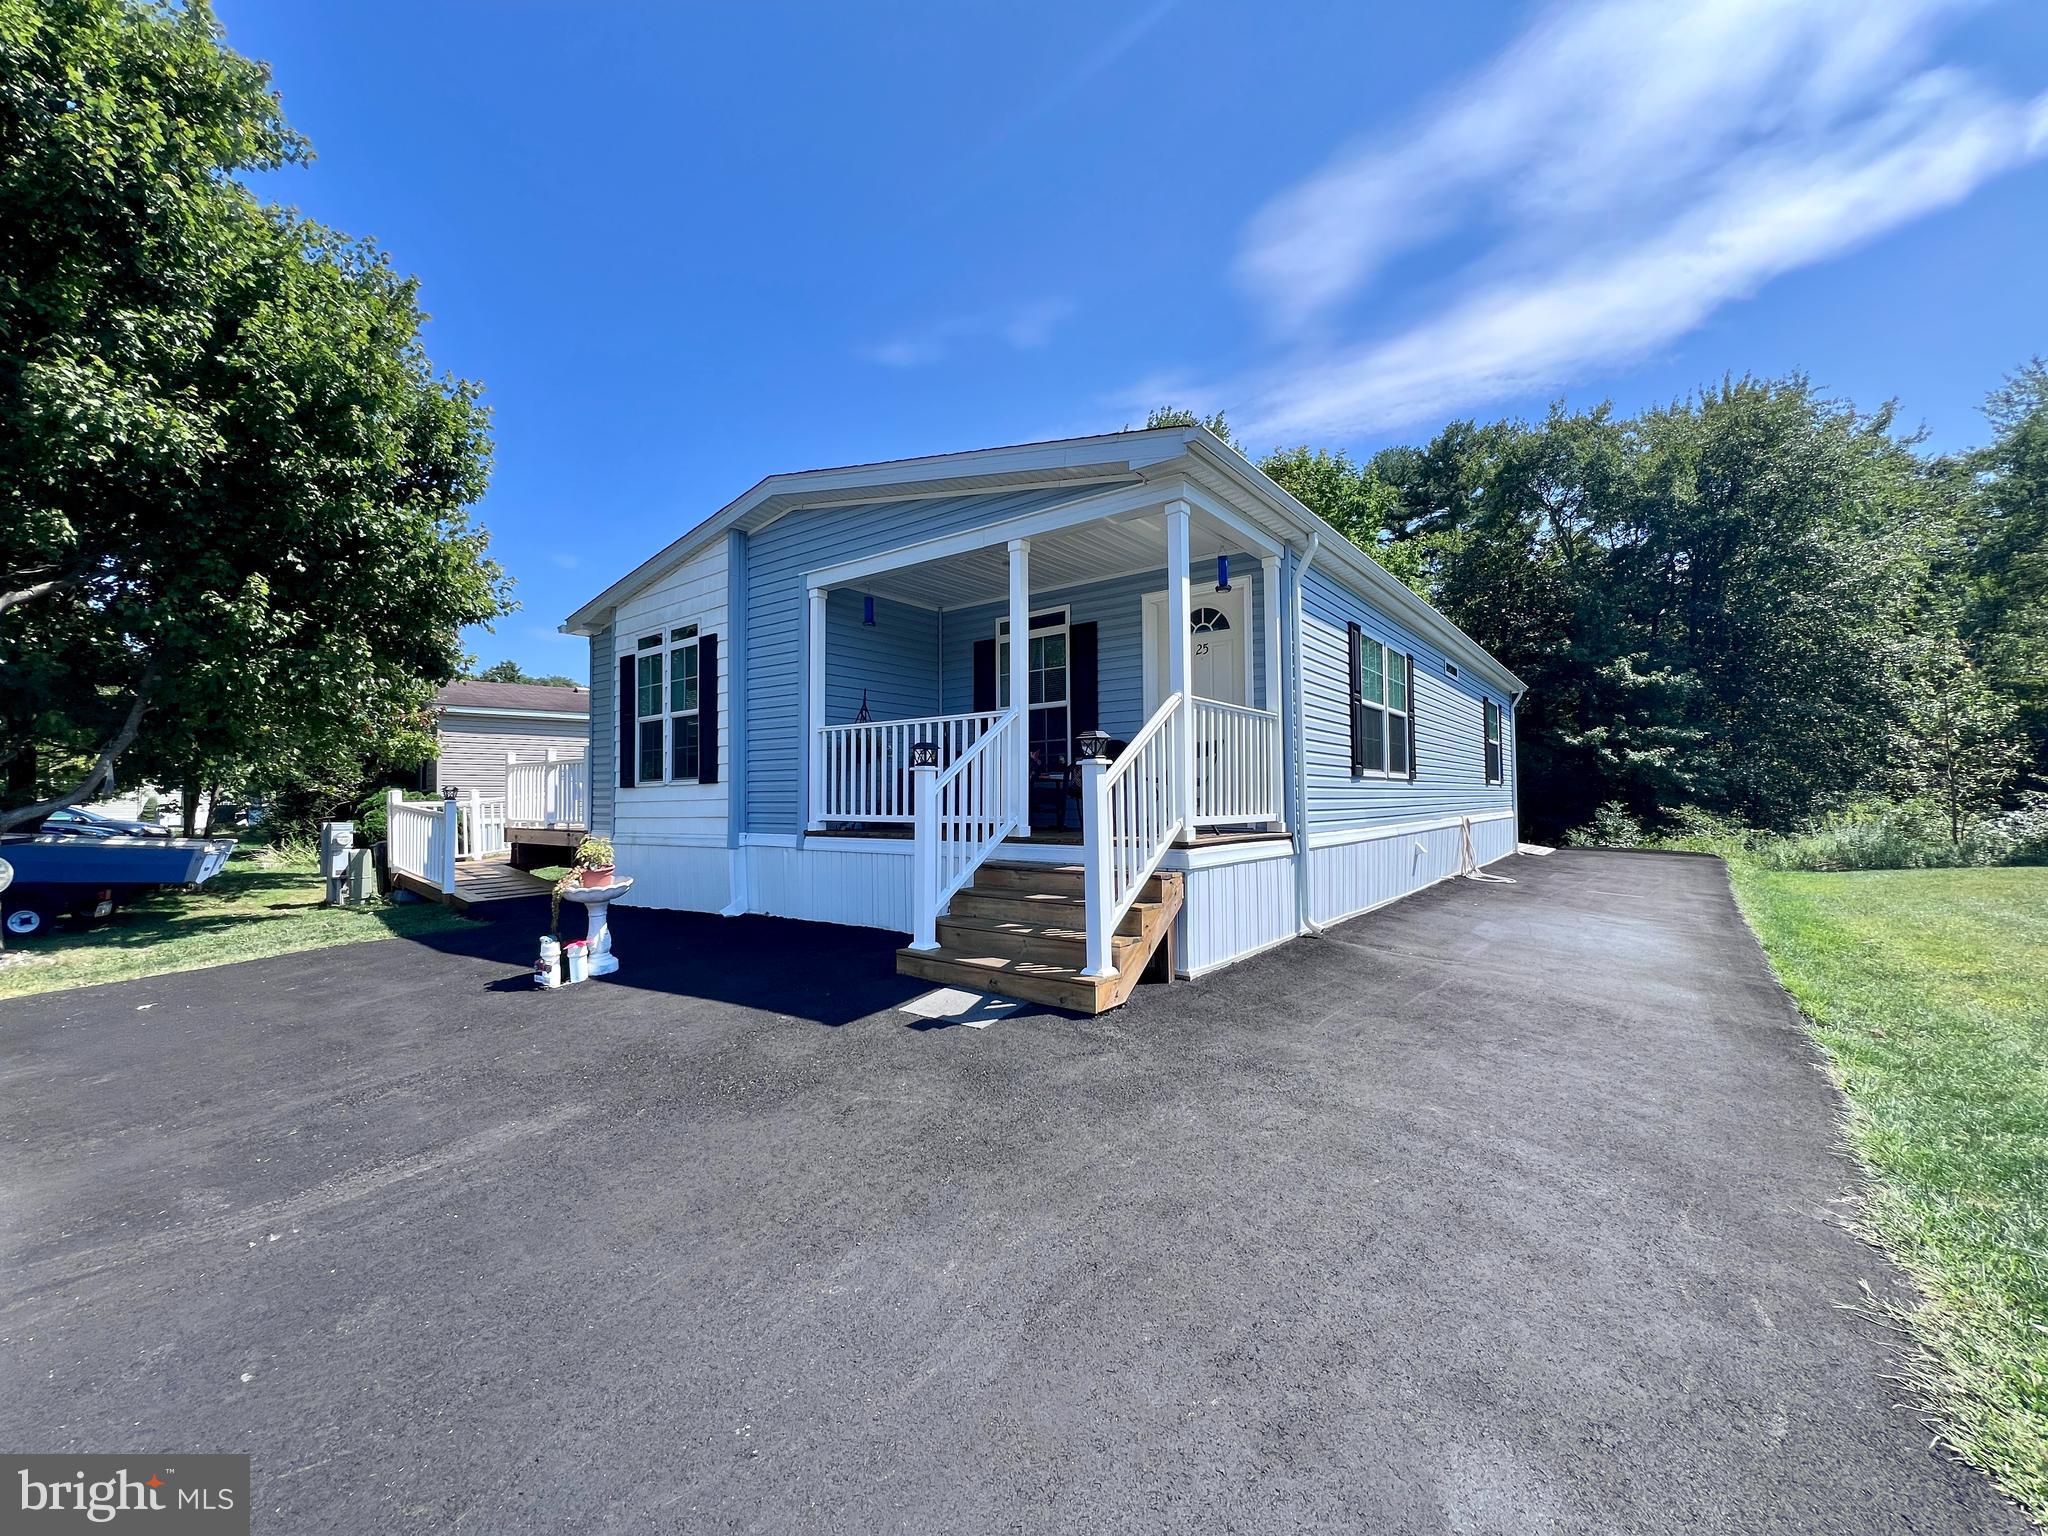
[0, 851, 2025, 1533]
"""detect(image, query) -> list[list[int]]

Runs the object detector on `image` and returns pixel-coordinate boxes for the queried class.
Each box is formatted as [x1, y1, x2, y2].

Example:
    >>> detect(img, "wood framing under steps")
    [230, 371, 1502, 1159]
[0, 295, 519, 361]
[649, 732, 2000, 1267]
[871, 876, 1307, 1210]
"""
[896, 862, 1184, 1014]
[392, 860, 554, 913]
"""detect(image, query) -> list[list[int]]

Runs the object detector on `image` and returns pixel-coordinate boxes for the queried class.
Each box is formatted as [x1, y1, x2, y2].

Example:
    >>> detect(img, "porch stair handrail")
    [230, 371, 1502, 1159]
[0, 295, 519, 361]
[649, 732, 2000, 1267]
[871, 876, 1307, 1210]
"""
[1191, 697, 1282, 825]
[908, 709, 1022, 950]
[1080, 691, 1187, 977]
[387, 790, 457, 896]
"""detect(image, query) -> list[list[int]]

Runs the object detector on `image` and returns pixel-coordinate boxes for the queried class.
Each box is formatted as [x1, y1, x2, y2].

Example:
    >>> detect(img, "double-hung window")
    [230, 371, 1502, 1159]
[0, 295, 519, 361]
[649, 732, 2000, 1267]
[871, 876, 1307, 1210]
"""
[997, 608, 1071, 767]
[1484, 699, 1503, 784]
[1350, 627, 1410, 777]
[669, 625, 700, 780]
[635, 633, 665, 784]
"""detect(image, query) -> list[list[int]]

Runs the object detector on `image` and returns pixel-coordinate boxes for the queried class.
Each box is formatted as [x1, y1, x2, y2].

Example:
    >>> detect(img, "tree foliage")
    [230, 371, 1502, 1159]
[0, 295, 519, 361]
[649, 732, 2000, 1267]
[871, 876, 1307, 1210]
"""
[1165, 372, 2041, 841]
[469, 659, 581, 688]
[0, 0, 507, 829]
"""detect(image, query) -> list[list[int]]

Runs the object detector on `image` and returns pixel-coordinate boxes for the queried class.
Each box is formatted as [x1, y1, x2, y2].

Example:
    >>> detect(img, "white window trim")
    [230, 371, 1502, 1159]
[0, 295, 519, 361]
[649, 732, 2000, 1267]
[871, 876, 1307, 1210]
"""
[997, 605, 1073, 763]
[669, 624, 701, 782]
[1352, 633, 1411, 780]
[633, 633, 665, 786]
[1484, 698, 1504, 785]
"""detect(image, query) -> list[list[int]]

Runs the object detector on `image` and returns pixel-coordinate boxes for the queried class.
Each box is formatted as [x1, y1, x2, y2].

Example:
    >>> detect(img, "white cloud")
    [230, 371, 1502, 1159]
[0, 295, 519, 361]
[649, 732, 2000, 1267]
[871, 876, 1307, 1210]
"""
[865, 298, 1076, 369]
[1216, 0, 2048, 441]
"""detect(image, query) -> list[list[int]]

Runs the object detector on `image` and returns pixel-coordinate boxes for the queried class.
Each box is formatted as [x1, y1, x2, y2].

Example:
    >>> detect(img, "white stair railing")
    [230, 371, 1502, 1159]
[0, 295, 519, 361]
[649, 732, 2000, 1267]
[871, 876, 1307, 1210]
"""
[1080, 692, 1187, 977]
[387, 790, 457, 895]
[907, 710, 1021, 950]
[458, 791, 508, 859]
[507, 753, 588, 827]
[1192, 698, 1282, 825]
[818, 710, 1003, 824]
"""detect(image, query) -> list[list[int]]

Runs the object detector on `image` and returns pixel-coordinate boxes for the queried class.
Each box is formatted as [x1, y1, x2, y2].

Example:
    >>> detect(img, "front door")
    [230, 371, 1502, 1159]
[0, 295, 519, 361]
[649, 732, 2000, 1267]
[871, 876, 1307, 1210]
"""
[1145, 582, 1248, 713]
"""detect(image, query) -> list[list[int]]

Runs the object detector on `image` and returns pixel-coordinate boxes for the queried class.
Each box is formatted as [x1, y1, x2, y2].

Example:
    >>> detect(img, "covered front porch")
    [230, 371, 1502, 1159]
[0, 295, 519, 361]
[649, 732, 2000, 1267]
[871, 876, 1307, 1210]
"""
[801, 482, 1293, 1005]
[804, 492, 1287, 839]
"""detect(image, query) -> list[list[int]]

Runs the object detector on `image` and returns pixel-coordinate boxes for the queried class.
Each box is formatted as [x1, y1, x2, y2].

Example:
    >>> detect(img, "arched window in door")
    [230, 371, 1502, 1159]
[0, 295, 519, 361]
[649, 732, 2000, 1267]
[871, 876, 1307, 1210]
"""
[1189, 607, 1231, 633]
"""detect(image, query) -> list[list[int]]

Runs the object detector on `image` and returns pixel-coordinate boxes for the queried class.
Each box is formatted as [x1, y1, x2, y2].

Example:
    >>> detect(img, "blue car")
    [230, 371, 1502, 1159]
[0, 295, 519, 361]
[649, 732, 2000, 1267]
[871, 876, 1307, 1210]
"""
[42, 806, 175, 839]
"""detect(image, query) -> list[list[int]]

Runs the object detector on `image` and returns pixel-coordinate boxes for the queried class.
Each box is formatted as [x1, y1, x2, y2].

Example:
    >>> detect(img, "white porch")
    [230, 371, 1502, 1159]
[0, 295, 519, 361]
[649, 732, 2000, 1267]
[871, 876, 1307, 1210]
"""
[800, 483, 1291, 1007]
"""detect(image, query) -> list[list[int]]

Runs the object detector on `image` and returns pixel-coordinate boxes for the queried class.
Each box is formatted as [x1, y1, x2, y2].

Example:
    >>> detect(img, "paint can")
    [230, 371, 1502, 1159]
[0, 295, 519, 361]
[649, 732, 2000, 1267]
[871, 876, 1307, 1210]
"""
[535, 935, 560, 989]
[564, 940, 588, 985]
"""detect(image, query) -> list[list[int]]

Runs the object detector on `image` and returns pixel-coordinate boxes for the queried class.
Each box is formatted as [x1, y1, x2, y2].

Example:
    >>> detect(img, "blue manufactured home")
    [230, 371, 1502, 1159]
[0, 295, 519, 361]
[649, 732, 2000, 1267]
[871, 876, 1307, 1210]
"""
[564, 427, 1523, 1011]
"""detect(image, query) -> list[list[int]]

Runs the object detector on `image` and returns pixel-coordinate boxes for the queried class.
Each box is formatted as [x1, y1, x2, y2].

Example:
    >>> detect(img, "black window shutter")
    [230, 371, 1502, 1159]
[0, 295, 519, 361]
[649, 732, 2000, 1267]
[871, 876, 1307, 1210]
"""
[1407, 652, 1418, 780]
[1347, 622, 1365, 777]
[1070, 621, 1099, 735]
[617, 654, 636, 788]
[972, 638, 997, 712]
[698, 632, 719, 784]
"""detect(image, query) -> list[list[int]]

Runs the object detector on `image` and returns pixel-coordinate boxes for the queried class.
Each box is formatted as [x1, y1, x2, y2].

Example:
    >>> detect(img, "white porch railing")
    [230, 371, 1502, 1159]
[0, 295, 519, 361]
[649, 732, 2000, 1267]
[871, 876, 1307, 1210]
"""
[388, 790, 456, 896]
[507, 752, 588, 828]
[1080, 693, 1187, 977]
[457, 791, 507, 860]
[1192, 699, 1282, 825]
[908, 710, 1022, 950]
[818, 710, 1003, 824]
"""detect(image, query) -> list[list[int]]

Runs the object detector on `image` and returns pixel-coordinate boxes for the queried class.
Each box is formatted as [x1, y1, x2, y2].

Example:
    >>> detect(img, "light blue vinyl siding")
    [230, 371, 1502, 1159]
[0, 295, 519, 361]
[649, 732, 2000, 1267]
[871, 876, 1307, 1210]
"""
[938, 558, 1270, 743]
[1299, 566, 1514, 833]
[587, 621, 616, 835]
[826, 590, 941, 725]
[743, 484, 1121, 833]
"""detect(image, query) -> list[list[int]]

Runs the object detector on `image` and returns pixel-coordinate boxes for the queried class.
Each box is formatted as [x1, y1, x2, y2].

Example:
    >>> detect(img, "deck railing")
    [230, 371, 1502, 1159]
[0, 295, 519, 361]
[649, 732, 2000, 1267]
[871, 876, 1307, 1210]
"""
[817, 710, 1004, 824]
[1080, 692, 1187, 977]
[908, 710, 1021, 950]
[388, 791, 456, 895]
[457, 792, 508, 860]
[507, 752, 588, 828]
[1192, 698, 1282, 826]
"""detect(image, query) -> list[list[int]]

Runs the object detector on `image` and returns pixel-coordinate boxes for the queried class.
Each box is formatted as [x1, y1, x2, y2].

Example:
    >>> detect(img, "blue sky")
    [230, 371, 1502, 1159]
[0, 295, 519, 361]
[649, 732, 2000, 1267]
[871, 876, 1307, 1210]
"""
[218, 0, 2048, 682]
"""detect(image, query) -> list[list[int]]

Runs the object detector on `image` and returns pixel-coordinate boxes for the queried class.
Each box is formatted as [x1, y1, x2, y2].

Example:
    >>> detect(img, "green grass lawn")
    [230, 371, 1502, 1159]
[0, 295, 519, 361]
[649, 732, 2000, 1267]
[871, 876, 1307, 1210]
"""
[0, 842, 477, 1001]
[1729, 862, 2048, 1518]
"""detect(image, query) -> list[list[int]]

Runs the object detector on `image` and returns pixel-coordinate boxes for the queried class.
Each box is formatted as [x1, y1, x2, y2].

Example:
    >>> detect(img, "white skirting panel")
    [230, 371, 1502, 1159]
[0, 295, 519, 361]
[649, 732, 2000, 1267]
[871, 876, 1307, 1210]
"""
[1307, 811, 1515, 928]
[1177, 850, 1300, 978]
[612, 840, 734, 914]
[744, 843, 915, 933]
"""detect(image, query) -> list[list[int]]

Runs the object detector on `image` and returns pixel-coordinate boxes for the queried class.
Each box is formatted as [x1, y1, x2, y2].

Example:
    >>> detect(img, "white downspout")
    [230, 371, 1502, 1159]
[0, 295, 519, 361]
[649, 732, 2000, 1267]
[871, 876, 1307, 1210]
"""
[1291, 533, 1322, 937]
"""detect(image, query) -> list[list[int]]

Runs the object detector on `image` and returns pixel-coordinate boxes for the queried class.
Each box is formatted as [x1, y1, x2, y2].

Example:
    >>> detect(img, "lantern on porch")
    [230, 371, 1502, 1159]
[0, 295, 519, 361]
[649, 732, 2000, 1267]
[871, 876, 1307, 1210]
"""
[1077, 729, 1112, 762]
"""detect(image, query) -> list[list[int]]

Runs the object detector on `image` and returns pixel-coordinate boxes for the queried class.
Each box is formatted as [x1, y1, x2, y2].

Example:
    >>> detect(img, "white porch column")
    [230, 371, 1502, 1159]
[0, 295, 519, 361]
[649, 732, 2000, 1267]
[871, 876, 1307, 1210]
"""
[807, 587, 827, 829]
[1262, 553, 1285, 830]
[1165, 500, 1196, 841]
[1007, 538, 1031, 827]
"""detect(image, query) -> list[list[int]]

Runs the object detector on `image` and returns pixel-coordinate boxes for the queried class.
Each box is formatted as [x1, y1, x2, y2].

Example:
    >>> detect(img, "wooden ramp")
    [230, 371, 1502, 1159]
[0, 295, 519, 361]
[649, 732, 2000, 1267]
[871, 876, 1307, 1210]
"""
[896, 861, 1182, 1015]
[393, 859, 552, 913]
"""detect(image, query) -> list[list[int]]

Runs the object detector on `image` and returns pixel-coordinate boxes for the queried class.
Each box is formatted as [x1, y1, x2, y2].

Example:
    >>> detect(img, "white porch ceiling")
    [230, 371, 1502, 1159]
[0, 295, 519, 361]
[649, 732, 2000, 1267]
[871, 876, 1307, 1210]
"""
[831, 504, 1261, 611]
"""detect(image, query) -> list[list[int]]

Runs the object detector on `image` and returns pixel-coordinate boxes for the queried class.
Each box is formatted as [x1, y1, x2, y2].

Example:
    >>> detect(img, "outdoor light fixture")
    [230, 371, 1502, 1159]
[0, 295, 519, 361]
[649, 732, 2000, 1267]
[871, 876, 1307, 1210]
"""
[1077, 729, 1112, 761]
[862, 594, 876, 626]
[1216, 554, 1231, 591]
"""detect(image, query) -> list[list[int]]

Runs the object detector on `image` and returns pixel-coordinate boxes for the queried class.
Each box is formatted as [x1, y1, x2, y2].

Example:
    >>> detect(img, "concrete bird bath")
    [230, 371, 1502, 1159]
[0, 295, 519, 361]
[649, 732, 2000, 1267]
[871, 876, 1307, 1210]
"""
[558, 876, 632, 976]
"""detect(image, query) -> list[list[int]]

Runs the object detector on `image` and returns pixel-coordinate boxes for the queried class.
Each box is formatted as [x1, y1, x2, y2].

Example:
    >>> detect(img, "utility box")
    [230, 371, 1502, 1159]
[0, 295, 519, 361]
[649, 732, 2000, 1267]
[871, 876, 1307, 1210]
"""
[319, 821, 355, 905]
[346, 847, 376, 905]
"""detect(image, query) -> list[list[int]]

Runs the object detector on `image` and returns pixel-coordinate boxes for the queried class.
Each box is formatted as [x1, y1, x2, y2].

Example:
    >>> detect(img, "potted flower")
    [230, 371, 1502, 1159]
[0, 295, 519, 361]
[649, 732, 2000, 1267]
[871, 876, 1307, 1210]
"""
[573, 835, 615, 888]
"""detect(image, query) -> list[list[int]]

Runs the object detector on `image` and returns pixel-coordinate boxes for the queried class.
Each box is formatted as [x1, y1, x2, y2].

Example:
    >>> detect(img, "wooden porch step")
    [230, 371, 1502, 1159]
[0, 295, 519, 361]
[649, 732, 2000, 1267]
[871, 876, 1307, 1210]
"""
[946, 887, 1157, 937]
[935, 913, 1141, 969]
[895, 868, 1184, 1015]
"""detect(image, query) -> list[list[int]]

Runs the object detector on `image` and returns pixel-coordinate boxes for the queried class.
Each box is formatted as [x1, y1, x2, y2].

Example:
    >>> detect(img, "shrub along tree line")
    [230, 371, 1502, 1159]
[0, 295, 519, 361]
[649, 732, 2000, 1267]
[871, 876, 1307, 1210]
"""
[1153, 365, 2046, 864]
[0, 0, 509, 841]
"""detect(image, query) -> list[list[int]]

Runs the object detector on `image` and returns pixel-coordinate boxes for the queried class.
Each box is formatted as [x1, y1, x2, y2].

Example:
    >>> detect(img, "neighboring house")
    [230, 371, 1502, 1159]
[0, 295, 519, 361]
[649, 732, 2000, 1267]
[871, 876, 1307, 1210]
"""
[563, 426, 1523, 1012]
[425, 681, 591, 866]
